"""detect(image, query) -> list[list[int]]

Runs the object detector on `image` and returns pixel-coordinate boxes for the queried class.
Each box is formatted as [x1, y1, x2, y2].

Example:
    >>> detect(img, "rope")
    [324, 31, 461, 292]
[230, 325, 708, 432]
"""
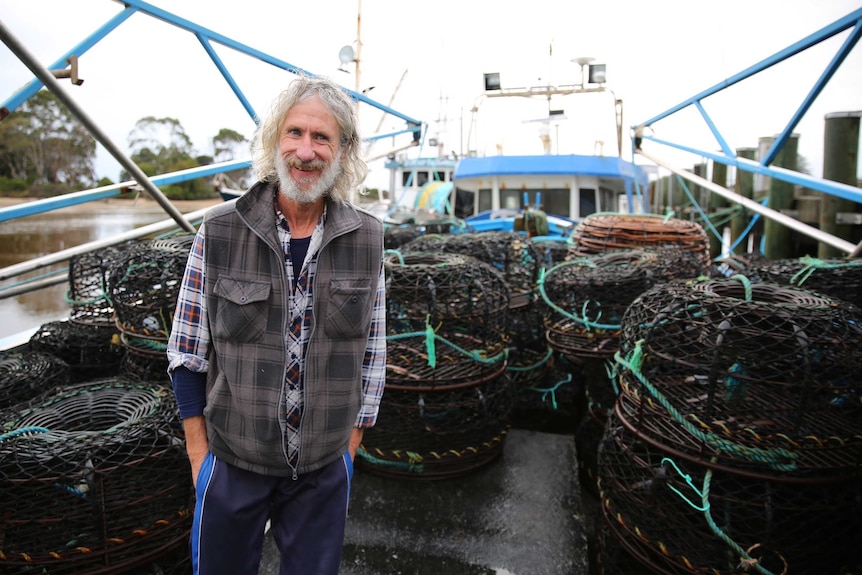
[356, 446, 424, 472]
[790, 255, 862, 287]
[661, 456, 786, 575]
[0, 427, 50, 442]
[387, 327, 507, 367]
[537, 264, 622, 331]
[520, 373, 571, 410]
[614, 340, 797, 471]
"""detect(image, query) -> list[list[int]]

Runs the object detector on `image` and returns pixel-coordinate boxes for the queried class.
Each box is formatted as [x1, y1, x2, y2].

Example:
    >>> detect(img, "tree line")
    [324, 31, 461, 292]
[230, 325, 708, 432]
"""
[0, 90, 249, 200]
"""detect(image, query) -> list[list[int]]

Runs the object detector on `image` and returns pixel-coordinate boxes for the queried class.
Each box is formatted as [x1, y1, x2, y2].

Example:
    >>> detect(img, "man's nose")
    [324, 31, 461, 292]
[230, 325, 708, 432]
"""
[295, 136, 315, 162]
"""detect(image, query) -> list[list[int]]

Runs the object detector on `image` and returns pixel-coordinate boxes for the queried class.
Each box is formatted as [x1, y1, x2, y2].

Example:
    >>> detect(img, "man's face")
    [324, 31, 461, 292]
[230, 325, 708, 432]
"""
[275, 96, 343, 203]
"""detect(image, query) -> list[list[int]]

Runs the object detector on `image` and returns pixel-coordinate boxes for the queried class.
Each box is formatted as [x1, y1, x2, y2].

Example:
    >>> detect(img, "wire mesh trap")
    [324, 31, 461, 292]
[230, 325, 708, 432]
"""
[541, 250, 685, 361]
[0, 379, 193, 574]
[67, 240, 146, 327]
[357, 373, 514, 480]
[359, 252, 512, 479]
[400, 231, 542, 305]
[614, 276, 862, 479]
[108, 234, 193, 341]
[570, 212, 711, 269]
[384, 251, 510, 367]
[0, 350, 70, 411]
[28, 320, 124, 382]
[108, 233, 194, 381]
[597, 410, 862, 575]
[744, 255, 862, 309]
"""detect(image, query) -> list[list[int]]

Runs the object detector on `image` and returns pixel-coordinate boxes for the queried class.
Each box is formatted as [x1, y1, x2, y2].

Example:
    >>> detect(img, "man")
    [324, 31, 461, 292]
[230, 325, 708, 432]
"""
[166, 75, 386, 575]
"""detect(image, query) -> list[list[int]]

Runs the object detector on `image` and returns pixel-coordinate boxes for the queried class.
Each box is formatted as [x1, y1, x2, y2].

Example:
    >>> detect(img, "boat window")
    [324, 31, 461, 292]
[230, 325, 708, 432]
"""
[478, 189, 493, 212]
[500, 190, 521, 211]
[599, 188, 616, 212]
[542, 190, 570, 219]
[579, 188, 597, 218]
[402, 171, 429, 187]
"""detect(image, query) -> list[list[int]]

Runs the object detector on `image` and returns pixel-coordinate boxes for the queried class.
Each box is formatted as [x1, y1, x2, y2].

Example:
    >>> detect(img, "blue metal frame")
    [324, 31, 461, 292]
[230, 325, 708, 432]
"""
[633, 7, 862, 204]
[2, 0, 423, 140]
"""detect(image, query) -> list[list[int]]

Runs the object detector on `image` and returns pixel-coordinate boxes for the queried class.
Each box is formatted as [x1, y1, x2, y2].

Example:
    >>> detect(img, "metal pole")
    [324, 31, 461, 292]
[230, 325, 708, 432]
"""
[0, 18, 195, 233]
[638, 149, 857, 256]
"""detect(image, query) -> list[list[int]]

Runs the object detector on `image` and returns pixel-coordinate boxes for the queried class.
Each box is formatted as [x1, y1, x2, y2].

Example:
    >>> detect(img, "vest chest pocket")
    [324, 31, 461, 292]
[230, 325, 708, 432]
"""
[212, 277, 272, 343]
[325, 278, 373, 339]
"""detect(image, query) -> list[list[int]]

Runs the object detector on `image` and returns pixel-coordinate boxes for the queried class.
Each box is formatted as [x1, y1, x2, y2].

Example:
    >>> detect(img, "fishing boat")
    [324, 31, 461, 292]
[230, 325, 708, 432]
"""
[450, 60, 651, 237]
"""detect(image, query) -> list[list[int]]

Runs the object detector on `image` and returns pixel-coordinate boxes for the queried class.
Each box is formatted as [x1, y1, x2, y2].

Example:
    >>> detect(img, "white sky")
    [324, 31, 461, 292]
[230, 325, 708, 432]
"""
[1, 0, 861, 190]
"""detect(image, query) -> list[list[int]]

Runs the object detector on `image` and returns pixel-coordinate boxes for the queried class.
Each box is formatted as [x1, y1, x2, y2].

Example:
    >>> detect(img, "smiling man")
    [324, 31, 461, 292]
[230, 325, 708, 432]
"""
[166, 75, 386, 575]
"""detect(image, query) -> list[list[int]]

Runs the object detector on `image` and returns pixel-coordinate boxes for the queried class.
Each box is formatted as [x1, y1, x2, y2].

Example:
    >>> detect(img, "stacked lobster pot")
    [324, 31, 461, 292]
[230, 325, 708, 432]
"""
[358, 251, 513, 479]
[29, 240, 145, 381]
[569, 212, 713, 271]
[0, 378, 193, 574]
[745, 254, 862, 308]
[598, 276, 862, 574]
[401, 232, 551, 430]
[108, 233, 195, 383]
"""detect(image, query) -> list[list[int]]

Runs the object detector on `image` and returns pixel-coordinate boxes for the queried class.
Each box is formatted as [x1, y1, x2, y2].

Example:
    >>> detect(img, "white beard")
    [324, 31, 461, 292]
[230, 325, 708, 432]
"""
[275, 148, 343, 204]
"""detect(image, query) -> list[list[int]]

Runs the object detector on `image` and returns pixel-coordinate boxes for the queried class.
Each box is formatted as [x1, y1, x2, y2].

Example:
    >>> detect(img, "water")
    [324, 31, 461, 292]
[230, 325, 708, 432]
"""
[0, 200, 201, 345]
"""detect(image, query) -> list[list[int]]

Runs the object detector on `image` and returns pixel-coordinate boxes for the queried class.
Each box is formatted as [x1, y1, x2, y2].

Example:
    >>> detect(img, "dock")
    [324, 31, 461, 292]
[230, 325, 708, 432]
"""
[259, 429, 592, 575]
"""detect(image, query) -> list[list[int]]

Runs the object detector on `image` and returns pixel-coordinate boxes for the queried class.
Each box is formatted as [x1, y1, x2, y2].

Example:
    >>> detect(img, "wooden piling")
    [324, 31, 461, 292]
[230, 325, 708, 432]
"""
[731, 148, 757, 251]
[764, 134, 799, 259]
[709, 161, 728, 258]
[819, 111, 861, 258]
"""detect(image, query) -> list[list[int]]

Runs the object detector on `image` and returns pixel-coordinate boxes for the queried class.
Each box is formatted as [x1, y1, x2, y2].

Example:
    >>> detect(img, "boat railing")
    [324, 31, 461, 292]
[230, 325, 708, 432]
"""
[631, 7, 862, 258]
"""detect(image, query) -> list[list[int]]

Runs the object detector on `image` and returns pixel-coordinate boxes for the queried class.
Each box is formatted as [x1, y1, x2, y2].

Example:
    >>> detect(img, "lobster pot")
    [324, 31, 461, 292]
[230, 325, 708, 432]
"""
[359, 373, 515, 480]
[0, 350, 70, 410]
[0, 380, 193, 574]
[615, 276, 862, 479]
[402, 232, 548, 359]
[746, 255, 862, 308]
[109, 233, 194, 379]
[119, 340, 172, 385]
[570, 213, 711, 269]
[511, 350, 583, 434]
[597, 410, 862, 575]
[595, 520, 648, 575]
[506, 343, 552, 430]
[532, 236, 576, 269]
[541, 251, 655, 361]
[359, 252, 512, 479]
[384, 225, 422, 250]
[67, 240, 145, 326]
[575, 357, 619, 497]
[401, 231, 542, 308]
[384, 252, 510, 357]
[28, 320, 124, 382]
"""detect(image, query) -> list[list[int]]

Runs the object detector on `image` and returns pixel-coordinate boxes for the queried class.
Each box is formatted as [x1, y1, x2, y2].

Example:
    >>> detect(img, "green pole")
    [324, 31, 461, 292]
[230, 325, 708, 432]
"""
[731, 148, 757, 251]
[819, 112, 861, 258]
[764, 134, 799, 259]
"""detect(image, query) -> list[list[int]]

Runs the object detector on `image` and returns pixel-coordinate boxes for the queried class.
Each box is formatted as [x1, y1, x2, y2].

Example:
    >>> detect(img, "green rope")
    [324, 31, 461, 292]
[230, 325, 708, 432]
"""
[790, 255, 862, 286]
[521, 373, 571, 410]
[0, 426, 50, 442]
[537, 263, 622, 331]
[614, 340, 797, 471]
[387, 330, 507, 367]
[356, 446, 424, 472]
[425, 315, 437, 368]
[507, 346, 553, 372]
[727, 274, 753, 301]
[662, 456, 780, 575]
[384, 249, 405, 265]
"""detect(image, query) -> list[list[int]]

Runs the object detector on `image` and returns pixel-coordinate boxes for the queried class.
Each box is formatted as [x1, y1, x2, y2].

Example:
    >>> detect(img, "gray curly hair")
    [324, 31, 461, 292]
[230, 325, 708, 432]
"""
[250, 75, 367, 201]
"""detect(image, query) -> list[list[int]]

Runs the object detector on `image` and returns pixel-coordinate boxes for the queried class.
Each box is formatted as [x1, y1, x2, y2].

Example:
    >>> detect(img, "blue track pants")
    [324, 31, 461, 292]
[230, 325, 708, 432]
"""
[191, 452, 353, 575]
